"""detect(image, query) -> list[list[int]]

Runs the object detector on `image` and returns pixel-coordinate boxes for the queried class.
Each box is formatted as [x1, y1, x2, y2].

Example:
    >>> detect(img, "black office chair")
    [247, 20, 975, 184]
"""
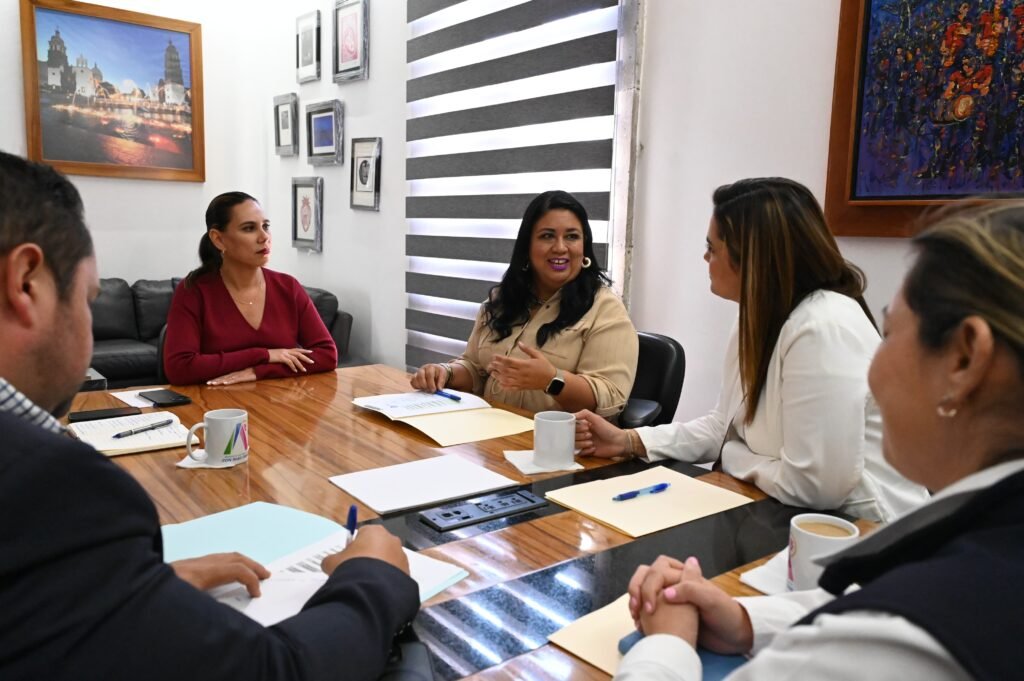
[618, 332, 685, 429]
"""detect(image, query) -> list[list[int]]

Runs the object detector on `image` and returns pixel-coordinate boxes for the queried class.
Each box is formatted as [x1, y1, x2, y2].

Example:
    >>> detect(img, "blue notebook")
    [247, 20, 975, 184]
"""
[619, 630, 746, 679]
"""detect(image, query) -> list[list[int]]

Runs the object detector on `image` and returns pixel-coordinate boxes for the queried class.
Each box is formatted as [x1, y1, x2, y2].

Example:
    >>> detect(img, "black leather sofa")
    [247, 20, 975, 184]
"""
[90, 278, 355, 388]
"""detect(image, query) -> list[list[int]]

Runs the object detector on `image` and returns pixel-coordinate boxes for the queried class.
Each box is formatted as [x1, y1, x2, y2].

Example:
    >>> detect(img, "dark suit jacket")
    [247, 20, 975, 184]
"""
[0, 411, 419, 680]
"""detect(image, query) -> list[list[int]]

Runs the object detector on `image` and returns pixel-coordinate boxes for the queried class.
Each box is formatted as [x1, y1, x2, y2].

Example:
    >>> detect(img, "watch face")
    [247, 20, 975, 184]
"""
[546, 376, 566, 396]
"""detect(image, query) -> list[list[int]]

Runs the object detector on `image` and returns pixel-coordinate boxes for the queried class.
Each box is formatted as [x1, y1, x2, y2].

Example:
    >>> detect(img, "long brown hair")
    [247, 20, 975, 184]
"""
[712, 178, 874, 424]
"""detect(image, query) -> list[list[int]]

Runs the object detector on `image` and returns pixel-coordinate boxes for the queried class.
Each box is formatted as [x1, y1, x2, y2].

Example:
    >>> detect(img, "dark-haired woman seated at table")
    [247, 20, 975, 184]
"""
[411, 190, 638, 418]
[164, 192, 337, 386]
[614, 201, 1024, 681]
[576, 178, 926, 521]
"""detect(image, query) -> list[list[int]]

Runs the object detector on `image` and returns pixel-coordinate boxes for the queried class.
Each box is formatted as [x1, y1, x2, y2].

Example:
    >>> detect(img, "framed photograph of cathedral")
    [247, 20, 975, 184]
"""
[291, 176, 323, 253]
[296, 10, 321, 84]
[305, 99, 344, 166]
[825, 0, 1024, 236]
[350, 137, 380, 210]
[273, 93, 299, 157]
[18, 0, 205, 181]
[332, 0, 368, 83]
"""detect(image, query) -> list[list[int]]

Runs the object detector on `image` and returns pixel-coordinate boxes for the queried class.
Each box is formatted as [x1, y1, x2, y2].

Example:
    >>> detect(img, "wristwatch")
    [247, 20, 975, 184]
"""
[545, 368, 566, 396]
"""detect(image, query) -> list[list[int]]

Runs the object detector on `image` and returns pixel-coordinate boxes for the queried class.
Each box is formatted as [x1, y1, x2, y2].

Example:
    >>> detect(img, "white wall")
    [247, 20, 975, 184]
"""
[630, 0, 913, 421]
[2, 0, 916, 400]
[0, 0, 409, 367]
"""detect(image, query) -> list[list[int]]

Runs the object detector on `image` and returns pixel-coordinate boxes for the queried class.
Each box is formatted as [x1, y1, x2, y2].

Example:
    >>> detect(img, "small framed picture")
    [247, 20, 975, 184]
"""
[296, 11, 321, 84]
[292, 176, 324, 253]
[273, 93, 299, 156]
[333, 0, 368, 83]
[350, 137, 381, 211]
[306, 100, 344, 166]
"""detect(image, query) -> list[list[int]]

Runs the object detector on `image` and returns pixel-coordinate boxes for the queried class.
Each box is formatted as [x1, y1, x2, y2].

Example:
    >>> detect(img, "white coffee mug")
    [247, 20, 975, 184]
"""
[533, 411, 575, 469]
[187, 409, 249, 465]
[786, 513, 860, 591]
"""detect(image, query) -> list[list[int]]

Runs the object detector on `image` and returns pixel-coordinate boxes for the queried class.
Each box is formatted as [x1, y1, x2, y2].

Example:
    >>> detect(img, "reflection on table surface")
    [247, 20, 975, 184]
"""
[70, 366, 864, 680]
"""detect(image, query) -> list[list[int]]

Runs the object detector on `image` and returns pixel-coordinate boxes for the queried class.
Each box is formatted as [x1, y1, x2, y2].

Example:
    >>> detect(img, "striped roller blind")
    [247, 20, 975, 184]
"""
[406, 0, 626, 370]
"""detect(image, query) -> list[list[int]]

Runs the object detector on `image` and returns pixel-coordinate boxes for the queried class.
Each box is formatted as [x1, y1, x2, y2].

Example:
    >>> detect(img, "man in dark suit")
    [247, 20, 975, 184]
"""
[0, 151, 419, 680]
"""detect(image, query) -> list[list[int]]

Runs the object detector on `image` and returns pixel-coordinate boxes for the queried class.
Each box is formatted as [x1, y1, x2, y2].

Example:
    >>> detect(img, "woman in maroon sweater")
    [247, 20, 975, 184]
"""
[164, 192, 337, 385]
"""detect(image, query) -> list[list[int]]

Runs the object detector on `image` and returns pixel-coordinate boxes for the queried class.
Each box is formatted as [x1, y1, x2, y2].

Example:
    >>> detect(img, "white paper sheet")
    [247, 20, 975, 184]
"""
[329, 455, 518, 514]
[353, 389, 489, 419]
[503, 450, 584, 475]
[209, 530, 468, 624]
[738, 550, 788, 595]
[110, 390, 156, 408]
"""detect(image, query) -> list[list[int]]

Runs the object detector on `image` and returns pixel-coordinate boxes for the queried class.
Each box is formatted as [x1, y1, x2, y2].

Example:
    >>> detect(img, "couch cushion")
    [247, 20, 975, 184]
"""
[132, 279, 177, 342]
[91, 278, 138, 341]
[90, 339, 158, 382]
[304, 286, 339, 328]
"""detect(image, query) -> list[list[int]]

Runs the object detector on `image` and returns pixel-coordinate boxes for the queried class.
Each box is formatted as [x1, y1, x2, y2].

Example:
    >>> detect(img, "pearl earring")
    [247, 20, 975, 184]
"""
[937, 396, 959, 418]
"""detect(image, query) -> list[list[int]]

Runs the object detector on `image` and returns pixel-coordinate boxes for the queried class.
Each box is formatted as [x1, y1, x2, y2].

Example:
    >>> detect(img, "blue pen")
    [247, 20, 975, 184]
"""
[435, 389, 462, 402]
[345, 504, 358, 547]
[612, 482, 670, 502]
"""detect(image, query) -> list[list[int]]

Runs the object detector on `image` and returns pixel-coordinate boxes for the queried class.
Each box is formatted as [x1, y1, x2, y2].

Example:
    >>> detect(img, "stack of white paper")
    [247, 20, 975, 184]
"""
[68, 411, 191, 456]
[329, 455, 518, 514]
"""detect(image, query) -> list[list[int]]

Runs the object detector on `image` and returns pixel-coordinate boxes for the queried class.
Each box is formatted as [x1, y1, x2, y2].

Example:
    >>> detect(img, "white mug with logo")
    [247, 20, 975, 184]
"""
[187, 409, 249, 466]
[533, 411, 575, 469]
[786, 513, 860, 590]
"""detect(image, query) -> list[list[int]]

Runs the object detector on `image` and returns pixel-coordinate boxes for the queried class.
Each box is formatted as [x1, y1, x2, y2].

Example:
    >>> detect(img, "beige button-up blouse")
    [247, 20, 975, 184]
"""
[451, 287, 638, 418]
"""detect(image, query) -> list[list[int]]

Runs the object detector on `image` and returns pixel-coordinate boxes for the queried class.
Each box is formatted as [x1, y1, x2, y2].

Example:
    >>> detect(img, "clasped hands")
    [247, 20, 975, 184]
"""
[628, 555, 754, 655]
[207, 348, 314, 385]
[170, 525, 410, 597]
[487, 342, 556, 391]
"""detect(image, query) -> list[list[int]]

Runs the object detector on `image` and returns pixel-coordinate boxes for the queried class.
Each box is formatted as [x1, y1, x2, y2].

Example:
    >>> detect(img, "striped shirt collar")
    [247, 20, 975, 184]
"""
[0, 377, 65, 435]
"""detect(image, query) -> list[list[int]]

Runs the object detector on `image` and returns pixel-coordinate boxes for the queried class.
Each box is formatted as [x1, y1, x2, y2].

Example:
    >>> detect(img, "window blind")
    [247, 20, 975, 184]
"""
[406, 0, 623, 369]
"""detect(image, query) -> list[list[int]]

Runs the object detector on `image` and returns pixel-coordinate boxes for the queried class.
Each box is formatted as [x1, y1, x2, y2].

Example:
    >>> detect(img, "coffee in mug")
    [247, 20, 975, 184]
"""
[533, 411, 575, 469]
[796, 521, 856, 538]
[186, 409, 249, 466]
[787, 513, 860, 590]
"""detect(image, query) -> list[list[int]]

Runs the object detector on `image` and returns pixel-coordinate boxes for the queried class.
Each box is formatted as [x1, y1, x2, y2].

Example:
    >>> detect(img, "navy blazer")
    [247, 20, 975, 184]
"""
[0, 411, 419, 680]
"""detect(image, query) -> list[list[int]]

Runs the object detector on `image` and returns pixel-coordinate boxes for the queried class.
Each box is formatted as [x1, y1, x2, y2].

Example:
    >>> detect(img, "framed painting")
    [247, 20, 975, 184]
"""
[350, 137, 380, 210]
[296, 10, 321, 84]
[292, 176, 324, 253]
[306, 99, 344, 166]
[19, 0, 205, 182]
[274, 93, 299, 157]
[333, 0, 369, 83]
[825, 0, 1024, 236]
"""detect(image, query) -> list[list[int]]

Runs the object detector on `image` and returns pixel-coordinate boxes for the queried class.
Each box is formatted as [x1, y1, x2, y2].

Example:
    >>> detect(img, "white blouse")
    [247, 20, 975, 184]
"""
[636, 290, 927, 522]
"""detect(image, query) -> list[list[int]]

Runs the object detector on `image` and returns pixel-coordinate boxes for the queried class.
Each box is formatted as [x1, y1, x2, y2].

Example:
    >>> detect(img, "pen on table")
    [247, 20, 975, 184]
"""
[344, 504, 358, 548]
[112, 419, 174, 439]
[434, 389, 462, 402]
[612, 482, 670, 502]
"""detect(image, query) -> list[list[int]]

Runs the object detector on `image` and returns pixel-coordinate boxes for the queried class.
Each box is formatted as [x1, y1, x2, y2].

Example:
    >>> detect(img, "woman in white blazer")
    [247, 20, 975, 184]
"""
[575, 178, 927, 521]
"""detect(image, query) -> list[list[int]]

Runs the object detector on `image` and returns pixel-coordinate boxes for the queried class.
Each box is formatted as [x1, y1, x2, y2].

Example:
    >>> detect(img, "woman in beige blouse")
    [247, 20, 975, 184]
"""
[411, 190, 638, 418]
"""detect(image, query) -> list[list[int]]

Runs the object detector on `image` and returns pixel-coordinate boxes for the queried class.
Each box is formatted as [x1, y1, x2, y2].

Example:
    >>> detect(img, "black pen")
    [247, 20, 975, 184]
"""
[112, 418, 174, 439]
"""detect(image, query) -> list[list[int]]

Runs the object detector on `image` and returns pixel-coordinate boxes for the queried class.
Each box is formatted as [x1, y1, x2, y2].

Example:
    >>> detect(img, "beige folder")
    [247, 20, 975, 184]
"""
[545, 466, 753, 537]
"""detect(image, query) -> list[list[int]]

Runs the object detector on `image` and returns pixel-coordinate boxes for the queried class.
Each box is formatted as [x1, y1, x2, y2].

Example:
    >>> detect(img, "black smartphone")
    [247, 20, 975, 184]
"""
[67, 407, 143, 423]
[138, 389, 192, 407]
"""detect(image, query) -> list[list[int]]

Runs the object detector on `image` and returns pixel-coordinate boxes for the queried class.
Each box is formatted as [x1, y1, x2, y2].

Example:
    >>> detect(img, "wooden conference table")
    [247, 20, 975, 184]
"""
[69, 365, 869, 680]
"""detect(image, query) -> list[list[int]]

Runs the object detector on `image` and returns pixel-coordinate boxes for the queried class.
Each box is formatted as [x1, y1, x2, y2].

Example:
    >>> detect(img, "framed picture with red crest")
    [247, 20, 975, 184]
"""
[291, 176, 323, 253]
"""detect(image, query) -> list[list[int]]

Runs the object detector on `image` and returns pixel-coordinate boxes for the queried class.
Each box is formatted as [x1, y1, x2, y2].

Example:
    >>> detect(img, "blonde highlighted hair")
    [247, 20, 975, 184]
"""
[905, 201, 1024, 376]
[712, 178, 873, 424]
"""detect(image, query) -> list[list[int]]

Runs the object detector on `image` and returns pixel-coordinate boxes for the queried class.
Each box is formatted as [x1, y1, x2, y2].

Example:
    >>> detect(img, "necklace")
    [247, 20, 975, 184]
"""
[226, 275, 264, 306]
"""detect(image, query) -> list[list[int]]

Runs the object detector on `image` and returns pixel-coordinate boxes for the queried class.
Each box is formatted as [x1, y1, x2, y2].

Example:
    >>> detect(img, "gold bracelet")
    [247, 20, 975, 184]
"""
[440, 363, 454, 385]
[625, 429, 637, 458]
